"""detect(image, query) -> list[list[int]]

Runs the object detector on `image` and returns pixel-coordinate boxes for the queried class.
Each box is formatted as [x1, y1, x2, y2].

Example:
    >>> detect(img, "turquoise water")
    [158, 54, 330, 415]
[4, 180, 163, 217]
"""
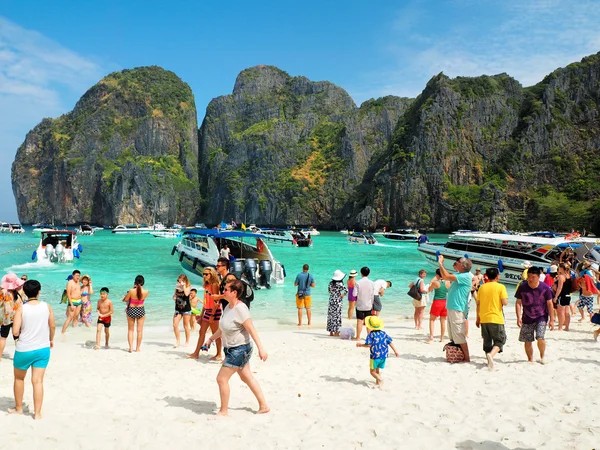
[0, 230, 448, 325]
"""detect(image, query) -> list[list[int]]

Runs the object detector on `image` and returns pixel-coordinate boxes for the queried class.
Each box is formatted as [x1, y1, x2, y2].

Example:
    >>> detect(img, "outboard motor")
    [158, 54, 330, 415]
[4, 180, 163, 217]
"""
[45, 244, 55, 261]
[230, 260, 244, 279]
[55, 243, 65, 262]
[243, 258, 258, 289]
[259, 259, 272, 289]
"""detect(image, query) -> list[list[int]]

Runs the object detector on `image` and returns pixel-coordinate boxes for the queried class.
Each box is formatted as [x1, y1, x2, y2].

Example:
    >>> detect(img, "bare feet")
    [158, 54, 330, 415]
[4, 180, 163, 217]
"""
[257, 405, 270, 414]
[8, 408, 23, 415]
[187, 353, 199, 359]
[93, 345, 100, 350]
[105, 345, 109, 349]
[486, 353, 494, 370]
[425, 337, 434, 343]
[173, 344, 179, 348]
[128, 349, 132, 353]
[210, 355, 223, 361]
[216, 410, 228, 417]
[34, 412, 43, 420]
[538, 358, 547, 365]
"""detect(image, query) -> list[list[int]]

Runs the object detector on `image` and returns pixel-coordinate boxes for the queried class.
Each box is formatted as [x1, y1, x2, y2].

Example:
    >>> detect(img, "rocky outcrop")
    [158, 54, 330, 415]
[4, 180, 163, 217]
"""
[198, 65, 411, 225]
[347, 52, 600, 232]
[12, 66, 198, 225]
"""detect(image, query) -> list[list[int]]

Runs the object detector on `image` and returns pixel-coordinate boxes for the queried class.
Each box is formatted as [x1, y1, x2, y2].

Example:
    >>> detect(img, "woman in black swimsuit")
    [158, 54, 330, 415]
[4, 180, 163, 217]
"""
[553, 263, 572, 331]
[172, 274, 192, 348]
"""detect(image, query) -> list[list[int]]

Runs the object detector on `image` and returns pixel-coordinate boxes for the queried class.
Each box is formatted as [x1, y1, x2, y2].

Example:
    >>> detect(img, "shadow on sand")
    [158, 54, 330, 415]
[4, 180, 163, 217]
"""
[161, 396, 217, 415]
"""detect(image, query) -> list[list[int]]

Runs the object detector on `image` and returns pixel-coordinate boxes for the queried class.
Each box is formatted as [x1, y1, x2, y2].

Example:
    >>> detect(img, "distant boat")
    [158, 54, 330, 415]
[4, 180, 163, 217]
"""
[304, 226, 320, 236]
[9, 224, 25, 234]
[1, 222, 11, 233]
[112, 223, 166, 234]
[77, 224, 95, 235]
[348, 232, 377, 244]
[151, 229, 182, 239]
[380, 228, 420, 242]
[32, 224, 55, 236]
[340, 229, 349, 235]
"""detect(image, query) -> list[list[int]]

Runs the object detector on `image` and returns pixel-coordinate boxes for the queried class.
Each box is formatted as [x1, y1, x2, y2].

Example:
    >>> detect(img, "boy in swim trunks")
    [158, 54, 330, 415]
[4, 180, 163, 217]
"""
[356, 316, 399, 389]
[95, 287, 113, 350]
[189, 288, 198, 331]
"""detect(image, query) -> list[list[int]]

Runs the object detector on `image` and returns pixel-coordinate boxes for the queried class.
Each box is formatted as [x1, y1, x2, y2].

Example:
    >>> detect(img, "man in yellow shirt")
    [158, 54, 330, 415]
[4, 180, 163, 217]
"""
[476, 268, 508, 369]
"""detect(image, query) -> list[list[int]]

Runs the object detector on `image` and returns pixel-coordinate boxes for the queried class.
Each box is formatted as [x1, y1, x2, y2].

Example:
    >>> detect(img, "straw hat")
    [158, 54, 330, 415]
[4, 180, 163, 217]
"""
[365, 316, 384, 331]
[332, 270, 345, 281]
[348, 269, 358, 277]
[1, 273, 25, 291]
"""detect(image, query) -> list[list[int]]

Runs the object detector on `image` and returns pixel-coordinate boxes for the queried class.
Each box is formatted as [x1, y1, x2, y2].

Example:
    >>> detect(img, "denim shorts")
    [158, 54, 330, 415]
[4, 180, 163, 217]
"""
[223, 343, 253, 369]
[14, 347, 51, 371]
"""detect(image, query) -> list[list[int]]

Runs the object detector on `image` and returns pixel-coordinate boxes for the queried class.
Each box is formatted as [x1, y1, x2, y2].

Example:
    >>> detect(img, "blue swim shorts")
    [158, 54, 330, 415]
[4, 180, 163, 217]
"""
[370, 358, 386, 370]
[13, 347, 51, 371]
[223, 343, 253, 369]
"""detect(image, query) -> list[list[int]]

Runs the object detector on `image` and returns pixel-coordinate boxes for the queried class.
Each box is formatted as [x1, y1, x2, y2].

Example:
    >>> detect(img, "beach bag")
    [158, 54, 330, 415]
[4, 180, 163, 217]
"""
[340, 327, 355, 340]
[591, 313, 600, 325]
[443, 342, 465, 363]
[407, 279, 422, 301]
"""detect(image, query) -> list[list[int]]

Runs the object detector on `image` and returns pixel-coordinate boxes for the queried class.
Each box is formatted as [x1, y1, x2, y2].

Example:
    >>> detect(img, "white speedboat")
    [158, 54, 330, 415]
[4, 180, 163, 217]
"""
[77, 224, 95, 235]
[380, 228, 420, 241]
[32, 230, 82, 263]
[304, 226, 320, 236]
[111, 223, 166, 234]
[417, 231, 600, 285]
[32, 224, 55, 236]
[257, 228, 296, 245]
[340, 229, 349, 235]
[172, 229, 285, 289]
[152, 229, 182, 238]
[1, 222, 11, 232]
[347, 232, 377, 244]
[9, 224, 25, 233]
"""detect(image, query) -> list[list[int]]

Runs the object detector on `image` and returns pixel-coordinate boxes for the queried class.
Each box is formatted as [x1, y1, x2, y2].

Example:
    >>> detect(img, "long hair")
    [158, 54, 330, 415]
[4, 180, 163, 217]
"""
[178, 274, 190, 287]
[134, 275, 145, 300]
[204, 267, 219, 293]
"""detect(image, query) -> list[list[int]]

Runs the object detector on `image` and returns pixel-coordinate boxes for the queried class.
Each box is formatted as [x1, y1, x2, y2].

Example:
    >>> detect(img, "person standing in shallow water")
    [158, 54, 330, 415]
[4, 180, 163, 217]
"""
[123, 275, 149, 353]
[426, 269, 450, 343]
[327, 270, 348, 336]
[294, 264, 315, 326]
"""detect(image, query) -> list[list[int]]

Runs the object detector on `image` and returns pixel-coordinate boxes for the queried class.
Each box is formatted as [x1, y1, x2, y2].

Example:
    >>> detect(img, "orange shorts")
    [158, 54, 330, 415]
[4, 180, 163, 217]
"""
[296, 294, 312, 309]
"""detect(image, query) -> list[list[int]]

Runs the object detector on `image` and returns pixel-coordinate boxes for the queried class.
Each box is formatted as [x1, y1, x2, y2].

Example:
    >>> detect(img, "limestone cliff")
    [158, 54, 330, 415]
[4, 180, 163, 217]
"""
[12, 66, 198, 225]
[198, 65, 411, 225]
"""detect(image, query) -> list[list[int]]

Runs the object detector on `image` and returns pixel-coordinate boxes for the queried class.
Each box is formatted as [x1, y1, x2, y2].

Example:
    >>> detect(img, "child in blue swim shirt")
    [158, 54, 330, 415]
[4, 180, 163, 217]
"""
[356, 316, 399, 388]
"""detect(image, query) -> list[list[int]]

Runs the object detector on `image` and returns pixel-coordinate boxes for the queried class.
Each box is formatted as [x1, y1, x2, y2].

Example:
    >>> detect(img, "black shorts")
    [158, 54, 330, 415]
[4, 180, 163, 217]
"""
[481, 323, 506, 353]
[558, 295, 571, 307]
[356, 309, 371, 321]
[0, 324, 13, 339]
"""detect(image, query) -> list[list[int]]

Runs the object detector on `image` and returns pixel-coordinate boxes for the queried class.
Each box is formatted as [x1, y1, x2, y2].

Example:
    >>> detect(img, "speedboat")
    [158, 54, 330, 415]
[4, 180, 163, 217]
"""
[417, 231, 600, 285]
[32, 230, 82, 263]
[32, 224, 55, 236]
[293, 230, 312, 247]
[303, 226, 320, 236]
[347, 232, 377, 244]
[152, 229, 182, 238]
[1, 222, 11, 232]
[171, 229, 285, 289]
[112, 223, 166, 234]
[9, 224, 25, 234]
[380, 228, 420, 241]
[193, 223, 207, 229]
[340, 229, 349, 235]
[258, 228, 296, 245]
[77, 224, 95, 235]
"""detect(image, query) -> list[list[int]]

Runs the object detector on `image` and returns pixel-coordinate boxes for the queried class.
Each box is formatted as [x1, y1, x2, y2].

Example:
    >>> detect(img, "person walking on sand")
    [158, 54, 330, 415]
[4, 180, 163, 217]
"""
[515, 266, 553, 363]
[123, 275, 148, 353]
[9, 280, 55, 420]
[576, 261, 598, 322]
[79, 275, 94, 327]
[0, 273, 25, 361]
[372, 279, 392, 317]
[355, 316, 399, 389]
[95, 287, 113, 350]
[438, 256, 473, 362]
[409, 269, 428, 329]
[172, 274, 192, 348]
[204, 279, 269, 416]
[327, 270, 348, 336]
[61, 270, 82, 334]
[188, 267, 223, 361]
[294, 264, 315, 326]
[426, 269, 450, 343]
[553, 263, 572, 331]
[475, 268, 508, 369]
[189, 288, 199, 331]
[347, 269, 358, 319]
[354, 267, 374, 340]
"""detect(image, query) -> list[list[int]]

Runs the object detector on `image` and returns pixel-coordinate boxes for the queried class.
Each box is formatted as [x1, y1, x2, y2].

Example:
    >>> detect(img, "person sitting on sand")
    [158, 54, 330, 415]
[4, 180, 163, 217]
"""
[204, 279, 269, 416]
[356, 316, 399, 389]
[188, 267, 223, 360]
[475, 268, 508, 370]
[172, 274, 192, 348]
[426, 269, 450, 343]
[61, 270, 82, 334]
[515, 266, 553, 363]
[123, 275, 149, 353]
[10, 280, 55, 420]
[95, 287, 113, 350]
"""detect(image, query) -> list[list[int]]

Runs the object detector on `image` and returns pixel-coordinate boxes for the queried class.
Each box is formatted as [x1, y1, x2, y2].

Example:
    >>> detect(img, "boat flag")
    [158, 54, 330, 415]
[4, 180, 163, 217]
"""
[241, 223, 246, 231]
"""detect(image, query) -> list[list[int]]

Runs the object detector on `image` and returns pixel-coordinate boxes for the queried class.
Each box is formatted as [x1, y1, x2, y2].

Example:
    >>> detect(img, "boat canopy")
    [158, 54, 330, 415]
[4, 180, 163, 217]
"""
[184, 229, 266, 239]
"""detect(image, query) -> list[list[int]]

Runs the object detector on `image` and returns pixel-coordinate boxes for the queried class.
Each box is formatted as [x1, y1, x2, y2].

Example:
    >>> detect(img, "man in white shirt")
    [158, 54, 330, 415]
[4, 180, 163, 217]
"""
[354, 267, 374, 340]
[372, 280, 392, 316]
[220, 244, 230, 260]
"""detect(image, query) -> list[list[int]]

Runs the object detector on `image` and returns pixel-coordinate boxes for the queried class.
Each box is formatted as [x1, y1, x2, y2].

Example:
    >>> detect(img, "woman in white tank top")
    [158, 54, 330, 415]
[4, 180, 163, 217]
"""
[9, 280, 55, 420]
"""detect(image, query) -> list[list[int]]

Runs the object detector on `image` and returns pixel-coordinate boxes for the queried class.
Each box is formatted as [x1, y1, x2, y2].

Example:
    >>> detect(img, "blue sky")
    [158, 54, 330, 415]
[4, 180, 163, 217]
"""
[1, 0, 599, 221]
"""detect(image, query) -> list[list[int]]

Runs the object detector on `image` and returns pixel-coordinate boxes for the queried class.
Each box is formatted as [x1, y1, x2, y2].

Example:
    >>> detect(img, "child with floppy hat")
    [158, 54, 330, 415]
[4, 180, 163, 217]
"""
[356, 316, 399, 388]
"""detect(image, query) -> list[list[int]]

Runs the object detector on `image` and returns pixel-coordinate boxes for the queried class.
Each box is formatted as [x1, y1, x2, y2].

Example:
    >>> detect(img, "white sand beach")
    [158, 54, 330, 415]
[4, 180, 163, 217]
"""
[0, 311, 598, 450]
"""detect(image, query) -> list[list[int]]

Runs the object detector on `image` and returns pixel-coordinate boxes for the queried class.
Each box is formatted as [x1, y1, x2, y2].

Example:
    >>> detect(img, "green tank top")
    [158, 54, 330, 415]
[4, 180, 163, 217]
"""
[433, 280, 448, 300]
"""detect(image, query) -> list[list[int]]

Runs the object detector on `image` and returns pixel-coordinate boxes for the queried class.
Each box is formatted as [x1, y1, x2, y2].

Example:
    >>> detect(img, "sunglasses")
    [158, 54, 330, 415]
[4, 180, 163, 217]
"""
[202, 273, 210, 276]
[216, 264, 224, 267]
[21, 277, 27, 281]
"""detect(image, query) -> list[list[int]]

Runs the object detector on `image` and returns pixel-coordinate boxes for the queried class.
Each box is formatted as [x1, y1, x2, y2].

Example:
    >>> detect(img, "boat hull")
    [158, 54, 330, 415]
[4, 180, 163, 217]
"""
[382, 233, 418, 241]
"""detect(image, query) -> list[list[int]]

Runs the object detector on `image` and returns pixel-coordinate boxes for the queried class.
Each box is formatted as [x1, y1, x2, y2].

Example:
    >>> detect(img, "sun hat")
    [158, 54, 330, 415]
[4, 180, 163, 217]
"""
[549, 264, 558, 273]
[1, 273, 25, 291]
[365, 316, 384, 331]
[332, 270, 345, 281]
[81, 274, 91, 282]
[348, 269, 358, 277]
[521, 261, 532, 268]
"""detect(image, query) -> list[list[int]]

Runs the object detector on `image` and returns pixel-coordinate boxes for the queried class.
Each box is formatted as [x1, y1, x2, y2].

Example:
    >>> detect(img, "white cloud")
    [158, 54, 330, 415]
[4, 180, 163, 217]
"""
[0, 16, 107, 221]
[350, 0, 600, 104]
